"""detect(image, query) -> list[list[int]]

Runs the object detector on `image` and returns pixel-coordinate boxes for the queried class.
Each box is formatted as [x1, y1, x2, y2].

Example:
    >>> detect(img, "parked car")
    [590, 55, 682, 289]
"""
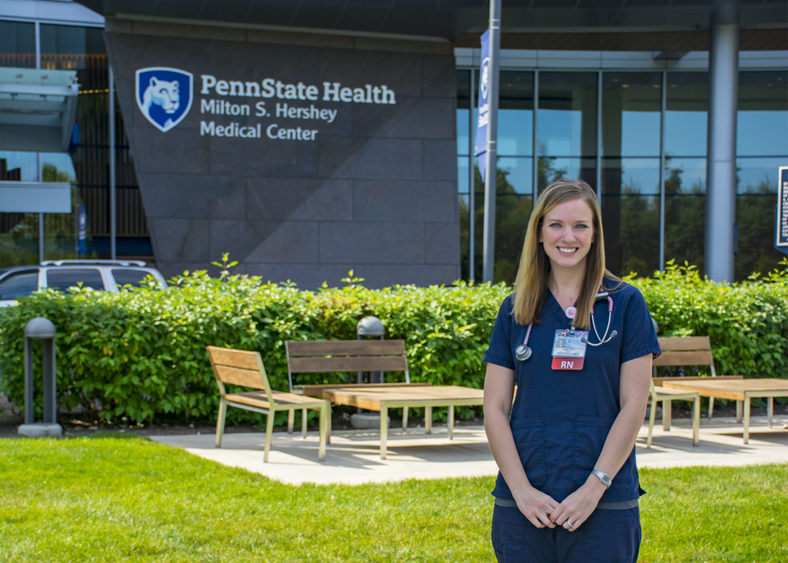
[0, 260, 167, 307]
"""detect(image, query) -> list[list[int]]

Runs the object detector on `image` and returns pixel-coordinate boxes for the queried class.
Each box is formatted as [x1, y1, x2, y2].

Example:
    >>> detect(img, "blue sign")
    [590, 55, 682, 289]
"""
[776, 166, 788, 256]
[136, 67, 193, 132]
[78, 204, 86, 256]
[474, 30, 491, 182]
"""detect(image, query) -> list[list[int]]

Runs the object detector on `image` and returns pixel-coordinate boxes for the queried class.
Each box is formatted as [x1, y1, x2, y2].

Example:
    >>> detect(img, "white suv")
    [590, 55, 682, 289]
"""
[0, 260, 167, 307]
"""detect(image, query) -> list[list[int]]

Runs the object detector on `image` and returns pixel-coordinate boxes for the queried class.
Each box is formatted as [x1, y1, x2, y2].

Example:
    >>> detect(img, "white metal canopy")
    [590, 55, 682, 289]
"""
[0, 67, 80, 152]
[0, 180, 71, 213]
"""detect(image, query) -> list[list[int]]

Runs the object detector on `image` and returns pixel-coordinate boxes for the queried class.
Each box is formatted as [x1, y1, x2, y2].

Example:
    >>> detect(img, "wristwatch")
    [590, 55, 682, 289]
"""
[590, 469, 612, 489]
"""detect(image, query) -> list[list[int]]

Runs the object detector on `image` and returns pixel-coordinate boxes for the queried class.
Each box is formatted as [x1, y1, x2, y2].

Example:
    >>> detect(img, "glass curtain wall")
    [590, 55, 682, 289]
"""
[0, 21, 39, 266]
[40, 153, 79, 260]
[0, 20, 35, 67]
[0, 151, 42, 266]
[40, 24, 150, 258]
[601, 72, 662, 277]
[457, 66, 787, 283]
[0, 20, 149, 268]
[490, 71, 534, 284]
[537, 72, 597, 193]
[735, 71, 788, 279]
[664, 72, 708, 273]
[458, 70, 534, 283]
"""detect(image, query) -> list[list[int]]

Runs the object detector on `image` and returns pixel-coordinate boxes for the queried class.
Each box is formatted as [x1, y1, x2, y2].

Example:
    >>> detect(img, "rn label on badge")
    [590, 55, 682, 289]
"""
[551, 329, 589, 370]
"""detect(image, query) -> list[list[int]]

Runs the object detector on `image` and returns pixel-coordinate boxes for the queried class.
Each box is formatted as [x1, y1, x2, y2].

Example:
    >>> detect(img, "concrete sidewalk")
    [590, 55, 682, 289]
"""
[150, 414, 788, 485]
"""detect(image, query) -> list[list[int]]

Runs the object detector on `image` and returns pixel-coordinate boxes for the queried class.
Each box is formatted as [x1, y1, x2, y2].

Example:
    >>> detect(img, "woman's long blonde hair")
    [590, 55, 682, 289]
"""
[513, 179, 619, 330]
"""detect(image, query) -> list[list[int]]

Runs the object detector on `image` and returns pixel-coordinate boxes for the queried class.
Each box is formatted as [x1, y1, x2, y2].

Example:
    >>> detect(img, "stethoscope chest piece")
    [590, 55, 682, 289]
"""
[514, 291, 617, 363]
[515, 344, 532, 362]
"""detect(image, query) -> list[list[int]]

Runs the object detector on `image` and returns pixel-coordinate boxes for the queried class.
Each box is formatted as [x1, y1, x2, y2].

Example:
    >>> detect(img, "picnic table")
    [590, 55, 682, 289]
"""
[322, 385, 485, 459]
[662, 378, 788, 444]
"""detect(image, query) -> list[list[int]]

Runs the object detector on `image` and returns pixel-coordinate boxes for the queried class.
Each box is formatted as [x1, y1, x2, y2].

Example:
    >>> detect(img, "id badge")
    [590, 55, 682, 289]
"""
[551, 329, 589, 370]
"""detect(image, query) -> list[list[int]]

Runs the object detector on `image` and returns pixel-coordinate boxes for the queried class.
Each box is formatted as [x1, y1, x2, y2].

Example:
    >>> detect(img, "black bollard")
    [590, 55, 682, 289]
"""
[19, 317, 62, 437]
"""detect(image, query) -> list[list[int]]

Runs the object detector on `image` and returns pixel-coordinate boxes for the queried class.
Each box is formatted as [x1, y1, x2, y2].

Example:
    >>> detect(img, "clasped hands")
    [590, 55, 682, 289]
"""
[513, 479, 607, 532]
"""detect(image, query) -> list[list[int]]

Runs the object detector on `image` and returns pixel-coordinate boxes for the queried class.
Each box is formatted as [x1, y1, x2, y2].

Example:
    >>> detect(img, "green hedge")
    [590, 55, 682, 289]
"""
[0, 270, 507, 424]
[1, 261, 786, 424]
[635, 261, 788, 378]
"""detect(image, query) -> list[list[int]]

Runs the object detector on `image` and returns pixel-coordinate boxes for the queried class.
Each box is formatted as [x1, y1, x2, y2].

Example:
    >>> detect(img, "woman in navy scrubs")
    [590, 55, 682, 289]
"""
[483, 179, 660, 563]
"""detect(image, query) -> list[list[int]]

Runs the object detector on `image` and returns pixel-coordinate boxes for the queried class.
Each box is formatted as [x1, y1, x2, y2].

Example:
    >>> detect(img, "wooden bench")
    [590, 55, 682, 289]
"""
[286, 340, 417, 434]
[653, 336, 744, 416]
[646, 336, 743, 447]
[286, 340, 411, 392]
[286, 339, 484, 457]
[207, 346, 330, 462]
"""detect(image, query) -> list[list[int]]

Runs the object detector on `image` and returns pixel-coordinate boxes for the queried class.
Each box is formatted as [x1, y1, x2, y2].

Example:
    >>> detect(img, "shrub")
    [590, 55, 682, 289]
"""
[630, 260, 788, 379]
[1, 260, 786, 424]
[0, 269, 508, 424]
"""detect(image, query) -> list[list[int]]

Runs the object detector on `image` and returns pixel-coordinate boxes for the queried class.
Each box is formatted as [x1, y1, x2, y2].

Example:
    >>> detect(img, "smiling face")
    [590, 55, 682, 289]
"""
[538, 198, 595, 274]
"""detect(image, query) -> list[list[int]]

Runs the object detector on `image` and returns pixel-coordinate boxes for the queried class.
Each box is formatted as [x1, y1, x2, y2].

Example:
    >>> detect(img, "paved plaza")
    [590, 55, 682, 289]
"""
[151, 414, 788, 485]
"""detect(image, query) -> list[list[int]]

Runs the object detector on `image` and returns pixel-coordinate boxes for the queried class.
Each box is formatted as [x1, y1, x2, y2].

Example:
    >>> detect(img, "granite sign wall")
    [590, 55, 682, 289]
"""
[104, 18, 459, 288]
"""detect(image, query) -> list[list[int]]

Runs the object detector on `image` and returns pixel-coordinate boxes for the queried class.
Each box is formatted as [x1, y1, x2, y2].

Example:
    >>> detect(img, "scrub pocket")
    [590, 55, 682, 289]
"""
[572, 415, 615, 484]
[581, 507, 641, 563]
[511, 417, 547, 488]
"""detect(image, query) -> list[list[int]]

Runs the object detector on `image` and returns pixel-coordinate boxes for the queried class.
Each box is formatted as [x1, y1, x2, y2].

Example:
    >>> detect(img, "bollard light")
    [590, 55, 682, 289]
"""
[19, 317, 62, 437]
[356, 316, 385, 338]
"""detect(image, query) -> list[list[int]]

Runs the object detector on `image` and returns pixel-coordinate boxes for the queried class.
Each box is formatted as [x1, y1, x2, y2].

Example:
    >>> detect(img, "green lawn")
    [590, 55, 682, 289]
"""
[0, 436, 785, 562]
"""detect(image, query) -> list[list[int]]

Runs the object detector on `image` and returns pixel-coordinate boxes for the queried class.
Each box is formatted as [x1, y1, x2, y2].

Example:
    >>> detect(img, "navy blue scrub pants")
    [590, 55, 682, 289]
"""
[491, 504, 641, 563]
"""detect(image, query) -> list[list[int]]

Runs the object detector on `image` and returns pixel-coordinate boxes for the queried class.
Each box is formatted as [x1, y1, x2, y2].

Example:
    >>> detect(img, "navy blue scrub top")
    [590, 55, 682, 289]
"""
[483, 281, 660, 504]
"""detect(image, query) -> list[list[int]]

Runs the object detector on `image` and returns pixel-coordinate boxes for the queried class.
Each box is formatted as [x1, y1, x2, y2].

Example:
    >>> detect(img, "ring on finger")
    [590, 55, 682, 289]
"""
[565, 518, 575, 528]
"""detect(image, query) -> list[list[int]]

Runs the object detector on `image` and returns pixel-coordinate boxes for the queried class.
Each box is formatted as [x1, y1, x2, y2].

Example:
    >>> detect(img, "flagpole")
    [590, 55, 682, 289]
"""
[482, 0, 501, 283]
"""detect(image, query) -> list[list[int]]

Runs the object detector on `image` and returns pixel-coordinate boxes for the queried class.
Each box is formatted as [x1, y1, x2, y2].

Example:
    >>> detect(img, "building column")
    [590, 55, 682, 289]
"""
[705, 1, 739, 282]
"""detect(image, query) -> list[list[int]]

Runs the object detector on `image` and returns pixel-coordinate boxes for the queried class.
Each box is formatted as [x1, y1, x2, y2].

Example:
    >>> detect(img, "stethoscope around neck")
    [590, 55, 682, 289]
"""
[515, 291, 618, 362]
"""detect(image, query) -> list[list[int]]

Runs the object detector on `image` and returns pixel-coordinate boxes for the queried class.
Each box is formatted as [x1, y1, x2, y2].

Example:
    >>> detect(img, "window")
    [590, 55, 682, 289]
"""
[39, 24, 105, 70]
[538, 72, 597, 193]
[664, 72, 709, 273]
[735, 71, 788, 279]
[0, 21, 35, 68]
[47, 269, 105, 292]
[0, 270, 39, 300]
[457, 63, 786, 283]
[601, 72, 663, 277]
[111, 269, 152, 288]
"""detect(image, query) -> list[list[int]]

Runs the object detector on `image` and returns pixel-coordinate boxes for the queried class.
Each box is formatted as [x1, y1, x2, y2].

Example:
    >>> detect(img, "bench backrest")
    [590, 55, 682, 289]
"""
[653, 336, 716, 377]
[207, 346, 274, 399]
[286, 340, 410, 392]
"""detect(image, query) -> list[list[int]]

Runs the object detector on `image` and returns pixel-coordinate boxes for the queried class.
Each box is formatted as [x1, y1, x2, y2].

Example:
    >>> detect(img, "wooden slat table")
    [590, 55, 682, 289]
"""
[322, 385, 485, 459]
[301, 382, 430, 398]
[662, 378, 788, 444]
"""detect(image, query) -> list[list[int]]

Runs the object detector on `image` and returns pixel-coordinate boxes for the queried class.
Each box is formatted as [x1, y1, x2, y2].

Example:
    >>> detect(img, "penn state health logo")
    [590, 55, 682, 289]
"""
[136, 67, 193, 132]
[480, 57, 490, 100]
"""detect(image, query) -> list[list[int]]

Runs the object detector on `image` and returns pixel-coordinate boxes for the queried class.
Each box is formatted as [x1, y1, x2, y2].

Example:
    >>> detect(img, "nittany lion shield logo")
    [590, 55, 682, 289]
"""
[136, 67, 193, 132]
[480, 57, 490, 101]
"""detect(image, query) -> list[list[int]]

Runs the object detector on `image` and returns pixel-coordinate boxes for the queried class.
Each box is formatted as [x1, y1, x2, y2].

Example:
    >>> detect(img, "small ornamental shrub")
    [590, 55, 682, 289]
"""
[0, 260, 786, 424]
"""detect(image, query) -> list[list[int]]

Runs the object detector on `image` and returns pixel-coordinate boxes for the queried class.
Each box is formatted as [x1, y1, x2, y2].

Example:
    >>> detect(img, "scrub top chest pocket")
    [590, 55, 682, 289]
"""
[551, 330, 589, 370]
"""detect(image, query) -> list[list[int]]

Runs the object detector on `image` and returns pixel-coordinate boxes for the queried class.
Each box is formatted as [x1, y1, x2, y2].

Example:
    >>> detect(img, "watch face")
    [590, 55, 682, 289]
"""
[593, 470, 611, 487]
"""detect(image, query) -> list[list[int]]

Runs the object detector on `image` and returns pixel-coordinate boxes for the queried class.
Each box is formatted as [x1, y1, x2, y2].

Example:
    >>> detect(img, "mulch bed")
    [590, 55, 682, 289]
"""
[2, 402, 786, 439]
[0, 404, 440, 438]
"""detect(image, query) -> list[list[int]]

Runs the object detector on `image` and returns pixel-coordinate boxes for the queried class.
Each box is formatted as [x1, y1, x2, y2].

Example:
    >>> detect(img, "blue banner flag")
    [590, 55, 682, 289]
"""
[474, 30, 491, 182]
[78, 204, 87, 256]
